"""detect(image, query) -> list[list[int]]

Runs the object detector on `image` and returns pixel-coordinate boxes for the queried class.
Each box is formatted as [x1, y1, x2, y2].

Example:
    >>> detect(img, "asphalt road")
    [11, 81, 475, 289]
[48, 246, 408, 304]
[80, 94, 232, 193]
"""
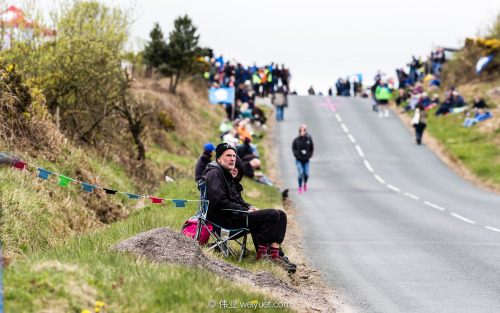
[274, 95, 500, 313]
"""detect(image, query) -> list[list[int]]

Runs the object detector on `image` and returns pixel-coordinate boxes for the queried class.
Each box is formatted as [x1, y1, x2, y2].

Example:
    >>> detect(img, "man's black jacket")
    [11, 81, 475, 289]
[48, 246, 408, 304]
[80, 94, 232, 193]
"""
[202, 161, 251, 227]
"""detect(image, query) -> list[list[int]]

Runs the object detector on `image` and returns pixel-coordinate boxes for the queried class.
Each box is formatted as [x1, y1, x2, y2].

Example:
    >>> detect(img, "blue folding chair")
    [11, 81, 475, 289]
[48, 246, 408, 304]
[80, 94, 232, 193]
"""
[195, 181, 250, 261]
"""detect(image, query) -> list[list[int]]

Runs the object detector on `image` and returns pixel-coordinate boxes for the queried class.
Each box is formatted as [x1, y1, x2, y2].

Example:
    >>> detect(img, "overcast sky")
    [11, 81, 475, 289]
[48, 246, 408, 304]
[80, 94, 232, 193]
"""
[12, 0, 500, 94]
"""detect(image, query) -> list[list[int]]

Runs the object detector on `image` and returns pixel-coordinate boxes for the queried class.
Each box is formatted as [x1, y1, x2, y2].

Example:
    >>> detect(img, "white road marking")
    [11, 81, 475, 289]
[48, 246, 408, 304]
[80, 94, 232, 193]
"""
[363, 160, 374, 172]
[347, 134, 356, 143]
[387, 184, 400, 192]
[335, 114, 342, 123]
[341, 123, 349, 133]
[355, 145, 365, 157]
[450, 213, 476, 224]
[485, 226, 500, 233]
[374, 174, 385, 184]
[423, 201, 445, 211]
[403, 192, 420, 200]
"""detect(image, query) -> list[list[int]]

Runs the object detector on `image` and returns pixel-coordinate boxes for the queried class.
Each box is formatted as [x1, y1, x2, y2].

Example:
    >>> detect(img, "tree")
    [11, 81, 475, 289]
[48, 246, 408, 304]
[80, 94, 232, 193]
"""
[2, 0, 132, 143]
[142, 23, 171, 78]
[165, 15, 208, 93]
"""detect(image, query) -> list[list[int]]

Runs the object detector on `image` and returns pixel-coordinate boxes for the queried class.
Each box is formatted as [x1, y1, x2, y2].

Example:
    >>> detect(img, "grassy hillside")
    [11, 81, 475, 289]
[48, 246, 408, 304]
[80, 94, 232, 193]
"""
[403, 79, 500, 188]
[0, 78, 293, 312]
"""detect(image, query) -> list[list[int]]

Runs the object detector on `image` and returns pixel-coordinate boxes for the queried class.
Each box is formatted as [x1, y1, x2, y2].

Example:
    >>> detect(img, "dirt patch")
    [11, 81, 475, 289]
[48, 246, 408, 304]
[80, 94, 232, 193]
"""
[111, 227, 336, 312]
[390, 104, 500, 194]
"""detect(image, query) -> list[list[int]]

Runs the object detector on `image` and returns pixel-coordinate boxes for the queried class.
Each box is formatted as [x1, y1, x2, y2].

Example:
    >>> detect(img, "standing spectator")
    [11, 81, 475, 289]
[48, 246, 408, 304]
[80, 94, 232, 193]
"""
[375, 81, 392, 118]
[371, 76, 381, 112]
[272, 86, 287, 121]
[195, 143, 215, 181]
[292, 126, 314, 194]
[411, 102, 427, 145]
[396, 68, 409, 89]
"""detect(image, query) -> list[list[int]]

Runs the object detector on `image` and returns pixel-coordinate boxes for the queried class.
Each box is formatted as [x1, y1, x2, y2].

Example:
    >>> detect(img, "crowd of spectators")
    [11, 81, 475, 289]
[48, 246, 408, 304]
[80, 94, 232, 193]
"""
[393, 47, 492, 128]
[204, 56, 292, 124]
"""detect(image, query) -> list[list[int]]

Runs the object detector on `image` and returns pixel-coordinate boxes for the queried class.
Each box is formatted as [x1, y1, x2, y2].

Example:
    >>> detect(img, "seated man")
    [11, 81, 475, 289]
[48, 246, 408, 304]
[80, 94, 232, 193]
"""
[202, 143, 295, 272]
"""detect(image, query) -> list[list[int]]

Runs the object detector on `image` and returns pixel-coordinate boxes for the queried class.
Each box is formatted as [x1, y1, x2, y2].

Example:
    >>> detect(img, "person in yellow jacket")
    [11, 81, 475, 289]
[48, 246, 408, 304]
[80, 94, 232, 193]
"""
[375, 81, 392, 118]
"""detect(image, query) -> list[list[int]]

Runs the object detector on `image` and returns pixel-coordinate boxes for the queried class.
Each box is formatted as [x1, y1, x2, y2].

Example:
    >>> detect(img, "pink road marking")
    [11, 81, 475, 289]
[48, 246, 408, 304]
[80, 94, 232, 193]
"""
[317, 101, 340, 112]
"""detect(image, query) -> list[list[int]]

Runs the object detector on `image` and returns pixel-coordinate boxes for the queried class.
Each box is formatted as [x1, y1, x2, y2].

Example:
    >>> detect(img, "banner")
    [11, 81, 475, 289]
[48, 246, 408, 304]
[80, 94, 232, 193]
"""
[208, 87, 235, 104]
[476, 54, 495, 73]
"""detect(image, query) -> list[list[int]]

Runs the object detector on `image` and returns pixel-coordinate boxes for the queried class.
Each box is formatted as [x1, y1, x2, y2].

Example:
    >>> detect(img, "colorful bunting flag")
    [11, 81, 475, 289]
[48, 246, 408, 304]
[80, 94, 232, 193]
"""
[126, 193, 141, 199]
[13, 159, 27, 170]
[149, 197, 164, 204]
[1, 151, 201, 208]
[37, 168, 53, 180]
[172, 199, 188, 208]
[81, 183, 97, 193]
[57, 175, 74, 187]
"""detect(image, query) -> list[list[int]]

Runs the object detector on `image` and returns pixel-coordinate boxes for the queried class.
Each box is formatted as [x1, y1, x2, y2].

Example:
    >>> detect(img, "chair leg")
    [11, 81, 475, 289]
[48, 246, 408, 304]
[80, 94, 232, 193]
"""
[239, 233, 247, 262]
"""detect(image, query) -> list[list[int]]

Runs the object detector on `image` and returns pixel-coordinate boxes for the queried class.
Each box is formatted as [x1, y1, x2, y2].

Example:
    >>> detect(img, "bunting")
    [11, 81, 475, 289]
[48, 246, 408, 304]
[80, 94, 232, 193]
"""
[0, 152, 206, 207]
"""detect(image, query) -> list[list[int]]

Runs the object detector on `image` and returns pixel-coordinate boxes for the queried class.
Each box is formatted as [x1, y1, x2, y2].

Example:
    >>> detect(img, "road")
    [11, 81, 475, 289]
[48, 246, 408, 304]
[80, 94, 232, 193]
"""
[274, 95, 500, 313]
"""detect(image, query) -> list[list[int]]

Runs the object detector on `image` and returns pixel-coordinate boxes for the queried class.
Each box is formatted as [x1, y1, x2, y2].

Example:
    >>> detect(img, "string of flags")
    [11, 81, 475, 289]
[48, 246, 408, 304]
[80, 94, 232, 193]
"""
[0, 152, 204, 207]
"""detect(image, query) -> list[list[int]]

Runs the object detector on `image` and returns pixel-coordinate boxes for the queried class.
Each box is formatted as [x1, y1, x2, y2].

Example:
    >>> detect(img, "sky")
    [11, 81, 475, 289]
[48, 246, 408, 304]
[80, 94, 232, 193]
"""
[9, 0, 500, 94]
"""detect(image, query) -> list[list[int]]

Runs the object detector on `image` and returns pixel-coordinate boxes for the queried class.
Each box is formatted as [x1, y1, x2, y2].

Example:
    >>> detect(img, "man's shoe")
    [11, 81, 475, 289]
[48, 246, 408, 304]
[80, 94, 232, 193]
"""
[282, 256, 297, 268]
[272, 256, 296, 273]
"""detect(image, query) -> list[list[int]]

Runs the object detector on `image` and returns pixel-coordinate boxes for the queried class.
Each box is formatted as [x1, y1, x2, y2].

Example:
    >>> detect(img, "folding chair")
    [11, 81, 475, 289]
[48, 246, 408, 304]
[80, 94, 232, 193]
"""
[194, 181, 250, 262]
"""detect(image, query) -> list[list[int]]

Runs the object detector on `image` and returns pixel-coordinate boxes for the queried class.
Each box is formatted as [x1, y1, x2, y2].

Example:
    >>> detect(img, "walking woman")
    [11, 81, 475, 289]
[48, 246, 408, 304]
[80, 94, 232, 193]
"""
[292, 126, 314, 194]
[411, 102, 427, 145]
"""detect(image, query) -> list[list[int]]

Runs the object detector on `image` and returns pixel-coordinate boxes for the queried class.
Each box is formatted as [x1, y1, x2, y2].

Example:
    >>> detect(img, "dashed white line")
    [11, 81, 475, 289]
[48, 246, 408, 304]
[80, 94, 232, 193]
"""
[403, 192, 420, 200]
[363, 160, 374, 172]
[335, 114, 342, 123]
[450, 213, 476, 224]
[355, 145, 365, 157]
[341, 123, 349, 133]
[374, 174, 385, 184]
[387, 184, 400, 192]
[347, 134, 356, 143]
[485, 226, 500, 233]
[423, 201, 445, 211]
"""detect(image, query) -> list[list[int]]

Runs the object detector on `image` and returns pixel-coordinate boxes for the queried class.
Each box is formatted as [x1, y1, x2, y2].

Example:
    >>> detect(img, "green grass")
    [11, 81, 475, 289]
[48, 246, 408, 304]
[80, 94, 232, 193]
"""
[4, 200, 292, 312]
[1, 111, 292, 312]
[408, 106, 500, 186]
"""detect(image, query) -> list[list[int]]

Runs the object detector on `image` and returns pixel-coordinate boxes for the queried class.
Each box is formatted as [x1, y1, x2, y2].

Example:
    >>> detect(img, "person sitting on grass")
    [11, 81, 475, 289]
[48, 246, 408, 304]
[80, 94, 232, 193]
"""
[202, 143, 296, 272]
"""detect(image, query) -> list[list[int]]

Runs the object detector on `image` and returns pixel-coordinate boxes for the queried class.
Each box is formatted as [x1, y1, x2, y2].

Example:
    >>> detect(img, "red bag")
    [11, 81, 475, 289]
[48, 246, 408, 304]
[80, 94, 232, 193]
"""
[181, 216, 213, 244]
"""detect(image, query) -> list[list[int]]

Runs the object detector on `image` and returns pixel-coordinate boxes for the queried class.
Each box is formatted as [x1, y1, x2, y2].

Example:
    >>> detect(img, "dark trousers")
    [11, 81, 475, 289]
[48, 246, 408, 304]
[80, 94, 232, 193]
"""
[414, 123, 426, 140]
[245, 209, 287, 250]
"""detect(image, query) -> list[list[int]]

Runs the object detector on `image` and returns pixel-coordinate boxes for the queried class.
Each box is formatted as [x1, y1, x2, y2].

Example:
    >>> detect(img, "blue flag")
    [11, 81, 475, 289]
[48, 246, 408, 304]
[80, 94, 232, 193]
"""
[172, 199, 188, 208]
[476, 54, 495, 73]
[126, 193, 141, 199]
[81, 183, 97, 193]
[209, 87, 235, 104]
[37, 168, 53, 180]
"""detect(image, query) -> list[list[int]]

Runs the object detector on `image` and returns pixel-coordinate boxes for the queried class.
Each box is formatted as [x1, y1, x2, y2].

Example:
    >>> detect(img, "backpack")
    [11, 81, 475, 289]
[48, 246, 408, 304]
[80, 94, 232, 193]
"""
[181, 216, 213, 244]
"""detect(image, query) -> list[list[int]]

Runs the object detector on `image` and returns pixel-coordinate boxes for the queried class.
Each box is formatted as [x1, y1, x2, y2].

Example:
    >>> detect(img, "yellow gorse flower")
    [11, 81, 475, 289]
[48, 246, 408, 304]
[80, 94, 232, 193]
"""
[96, 301, 105, 307]
[81, 310, 93, 313]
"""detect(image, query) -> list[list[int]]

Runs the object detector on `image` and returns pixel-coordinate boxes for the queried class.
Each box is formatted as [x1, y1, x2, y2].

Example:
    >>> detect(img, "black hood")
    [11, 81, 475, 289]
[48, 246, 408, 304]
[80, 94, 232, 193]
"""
[234, 155, 244, 183]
